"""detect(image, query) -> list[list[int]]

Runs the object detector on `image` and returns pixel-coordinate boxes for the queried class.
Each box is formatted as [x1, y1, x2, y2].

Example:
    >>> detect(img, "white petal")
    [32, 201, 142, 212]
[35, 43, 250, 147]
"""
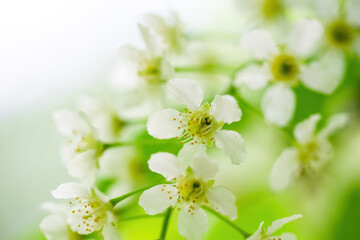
[192, 148, 219, 181]
[267, 214, 303, 235]
[147, 109, 182, 139]
[234, 65, 271, 90]
[178, 144, 206, 169]
[261, 84, 296, 127]
[313, 0, 339, 21]
[138, 23, 166, 56]
[246, 222, 263, 240]
[102, 223, 119, 240]
[40, 214, 68, 240]
[66, 150, 97, 181]
[51, 182, 89, 199]
[53, 109, 89, 136]
[269, 148, 300, 192]
[207, 187, 237, 220]
[300, 50, 345, 94]
[148, 152, 182, 180]
[178, 206, 208, 240]
[241, 29, 278, 60]
[210, 95, 242, 124]
[138, 184, 178, 215]
[319, 113, 349, 138]
[294, 114, 321, 144]
[167, 79, 203, 109]
[346, 0, 360, 26]
[288, 19, 323, 57]
[214, 130, 247, 165]
[280, 233, 298, 240]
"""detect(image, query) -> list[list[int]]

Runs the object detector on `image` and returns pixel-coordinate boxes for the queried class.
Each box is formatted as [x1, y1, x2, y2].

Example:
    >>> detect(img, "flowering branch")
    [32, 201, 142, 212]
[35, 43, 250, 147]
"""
[201, 206, 250, 239]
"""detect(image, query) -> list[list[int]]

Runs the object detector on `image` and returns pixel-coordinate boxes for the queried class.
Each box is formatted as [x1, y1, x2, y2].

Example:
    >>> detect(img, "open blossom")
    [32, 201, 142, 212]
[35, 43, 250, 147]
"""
[139, 145, 237, 240]
[51, 182, 119, 240]
[235, 19, 344, 127]
[270, 113, 349, 191]
[247, 214, 302, 240]
[53, 109, 104, 181]
[139, 12, 184, 54]
[147, 78, 246, 164]
[312, 0, 360, 55]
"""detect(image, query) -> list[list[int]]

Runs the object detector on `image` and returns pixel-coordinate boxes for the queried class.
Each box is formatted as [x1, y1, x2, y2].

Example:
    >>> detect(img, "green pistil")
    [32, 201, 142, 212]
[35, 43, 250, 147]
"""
[271, 54, 299, 82]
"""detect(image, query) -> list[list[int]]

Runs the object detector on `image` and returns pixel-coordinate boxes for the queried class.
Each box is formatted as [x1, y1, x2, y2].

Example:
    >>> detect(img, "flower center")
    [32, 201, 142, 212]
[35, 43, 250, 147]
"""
[175, 103, 223, 146]
[327, 19, 355, 48]
[298, 141, 319, 165]
[69, 196, 109, 234]
[261, 0, 283, 20]
[271, 54, 299, 82]
[138, 58, 163, 85]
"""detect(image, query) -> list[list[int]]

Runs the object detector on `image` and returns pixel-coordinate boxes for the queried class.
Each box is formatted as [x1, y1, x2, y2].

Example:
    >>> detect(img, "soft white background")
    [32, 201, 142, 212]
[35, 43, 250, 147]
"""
[0, 0, 241, 239]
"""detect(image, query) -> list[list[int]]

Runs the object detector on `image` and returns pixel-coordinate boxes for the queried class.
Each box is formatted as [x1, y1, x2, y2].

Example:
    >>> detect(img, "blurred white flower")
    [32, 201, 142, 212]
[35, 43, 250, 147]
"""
[235, 19, 345, 126]
[53, 109, 103, 181]
[139, 145, 237, 240]
[312, 0, 360, 55]
[51, 182, 119, 239]
[40, 202, 71, 240]
[247, 214, 303, 240]
[147, 78, 246, 164]
[110, 42, 174, 118]
[139, 12, 184, 55]
[78, 95, 124, 143]
[270, 113, 349, 191]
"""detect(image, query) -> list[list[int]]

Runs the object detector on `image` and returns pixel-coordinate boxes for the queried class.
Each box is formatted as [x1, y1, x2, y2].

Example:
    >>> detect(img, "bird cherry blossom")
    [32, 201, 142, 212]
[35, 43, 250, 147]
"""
[247, 214, 303, 240]
[270, 113, 349, 191]
[51, 182, 119, 240]
[53, 109, 104, 181]
[235, 18, 345, 127]
[147, 78, 246, 164]
[312, 0, 360, 54]
[139, 145, 237, 240]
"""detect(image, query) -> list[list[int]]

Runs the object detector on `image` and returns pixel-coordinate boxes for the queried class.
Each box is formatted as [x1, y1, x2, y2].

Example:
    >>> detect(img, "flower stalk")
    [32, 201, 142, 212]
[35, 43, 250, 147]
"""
[201, 206, 250, 239]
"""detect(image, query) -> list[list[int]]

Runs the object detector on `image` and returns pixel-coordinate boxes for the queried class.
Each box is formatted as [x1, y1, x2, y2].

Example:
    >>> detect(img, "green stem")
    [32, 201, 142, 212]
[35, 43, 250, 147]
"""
[159, 208, 173, 240]
[103, 139, 172, 150]
[202, 206, 250, 239]
[174, 60, 258, 77]
[110, 183, 160, 206]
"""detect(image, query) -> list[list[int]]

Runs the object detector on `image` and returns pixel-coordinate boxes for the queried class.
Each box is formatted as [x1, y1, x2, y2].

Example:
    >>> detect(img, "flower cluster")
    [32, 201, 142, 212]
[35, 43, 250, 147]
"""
[40, 1, 357, 239]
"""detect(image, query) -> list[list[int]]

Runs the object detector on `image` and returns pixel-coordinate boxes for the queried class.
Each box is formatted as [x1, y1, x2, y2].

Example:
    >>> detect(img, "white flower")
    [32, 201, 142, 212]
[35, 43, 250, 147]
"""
[139, 12, 184, 54]
[312, 0, 360, 55]
[139, 145, 237, 240]
[53, 109, 103, 181]
[51, 182, 119, 240]
[77, 95, 124, 143]
[236, 18, 344, 126]
[247, 214, 303, 240]
[147, 78, 246, 164]
[111, 43, 173, 92]
[270, 113, 349, 191]
[40, 202, 71, 240]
